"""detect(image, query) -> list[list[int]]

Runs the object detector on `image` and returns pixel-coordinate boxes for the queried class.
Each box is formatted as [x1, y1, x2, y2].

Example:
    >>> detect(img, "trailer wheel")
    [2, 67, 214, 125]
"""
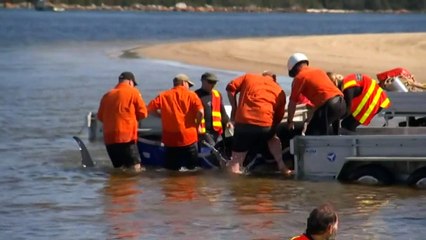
[407, 168, 426, 188]
[348, 165, 393, 186]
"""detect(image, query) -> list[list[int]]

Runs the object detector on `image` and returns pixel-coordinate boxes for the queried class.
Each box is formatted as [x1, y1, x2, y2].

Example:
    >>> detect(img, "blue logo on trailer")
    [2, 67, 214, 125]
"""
[327, 153, 336, 162]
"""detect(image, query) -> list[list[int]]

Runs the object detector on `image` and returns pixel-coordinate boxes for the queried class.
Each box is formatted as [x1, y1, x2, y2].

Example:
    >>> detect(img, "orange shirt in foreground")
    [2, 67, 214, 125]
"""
[290, 66, 343, 107]
[97, 83, 148, 145]
[147, 86, 203, 147]
[226, 73, 286, 127]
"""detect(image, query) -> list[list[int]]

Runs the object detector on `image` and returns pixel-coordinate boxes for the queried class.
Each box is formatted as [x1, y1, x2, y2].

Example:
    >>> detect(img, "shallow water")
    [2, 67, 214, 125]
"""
[1, 9, 426, 239]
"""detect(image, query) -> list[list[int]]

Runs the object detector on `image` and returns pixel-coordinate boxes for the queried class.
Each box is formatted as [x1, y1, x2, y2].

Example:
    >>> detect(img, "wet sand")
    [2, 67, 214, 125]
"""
[128, 32, 426, 82]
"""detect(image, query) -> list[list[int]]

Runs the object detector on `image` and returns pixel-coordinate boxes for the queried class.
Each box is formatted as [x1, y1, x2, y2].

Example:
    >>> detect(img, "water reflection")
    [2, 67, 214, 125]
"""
[103, 173, 142, 240]
[229, 177, 288, 215]
[161, 173, 200, 202]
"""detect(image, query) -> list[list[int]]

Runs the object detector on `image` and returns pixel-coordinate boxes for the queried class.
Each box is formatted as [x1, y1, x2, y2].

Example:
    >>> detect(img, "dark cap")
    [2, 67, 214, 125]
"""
[118, 71, 137, 86]
[173, 73, 194, 87]
[201, 72, 219, 82]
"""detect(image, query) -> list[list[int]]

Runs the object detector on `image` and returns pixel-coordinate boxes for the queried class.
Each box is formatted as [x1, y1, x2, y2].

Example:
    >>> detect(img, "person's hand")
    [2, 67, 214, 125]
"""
[280, 167, 294, 177]
[224, 122, 234, 137]
[287, 121, 295, 130]
[198, 125, 204, 134]
[301, 120, 309, 136]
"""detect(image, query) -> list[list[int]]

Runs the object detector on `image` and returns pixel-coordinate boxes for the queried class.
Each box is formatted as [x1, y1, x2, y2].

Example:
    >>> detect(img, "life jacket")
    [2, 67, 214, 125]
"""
[342, 73, 391, 125]
[200, 89, 223, 135]
[290, 234, 311, 240]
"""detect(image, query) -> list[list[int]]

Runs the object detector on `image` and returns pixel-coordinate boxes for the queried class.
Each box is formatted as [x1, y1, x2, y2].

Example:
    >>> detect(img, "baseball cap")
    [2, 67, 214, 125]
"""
[119, 71, 137, 86]
[173, 73, 194, 87]
[201, 72, 219, 82]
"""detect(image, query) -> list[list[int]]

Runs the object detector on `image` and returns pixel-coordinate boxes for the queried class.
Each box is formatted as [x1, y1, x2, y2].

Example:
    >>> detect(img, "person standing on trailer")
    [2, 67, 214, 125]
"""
[286, 53, 346, 135]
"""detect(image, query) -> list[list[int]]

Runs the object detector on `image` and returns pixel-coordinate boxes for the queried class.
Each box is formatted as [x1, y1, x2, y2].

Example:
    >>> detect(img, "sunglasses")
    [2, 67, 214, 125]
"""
[206, 80, 217, 84]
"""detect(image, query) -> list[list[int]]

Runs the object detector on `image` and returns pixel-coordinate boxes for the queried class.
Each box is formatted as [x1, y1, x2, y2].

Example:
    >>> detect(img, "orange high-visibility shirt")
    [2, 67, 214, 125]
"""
[148, 86, 203, 147]
[97, 83, 148, 145]
[226, 73, 286, 127]
[290, 66, 343, 107]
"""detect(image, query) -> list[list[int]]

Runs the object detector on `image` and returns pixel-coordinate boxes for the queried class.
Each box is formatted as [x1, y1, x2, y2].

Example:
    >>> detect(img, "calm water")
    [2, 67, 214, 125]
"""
[1, 9, 426, 239]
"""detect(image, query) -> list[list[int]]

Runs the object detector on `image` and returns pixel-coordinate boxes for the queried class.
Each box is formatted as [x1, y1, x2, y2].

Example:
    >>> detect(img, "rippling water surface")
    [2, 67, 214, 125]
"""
[1, 9, 426, 239]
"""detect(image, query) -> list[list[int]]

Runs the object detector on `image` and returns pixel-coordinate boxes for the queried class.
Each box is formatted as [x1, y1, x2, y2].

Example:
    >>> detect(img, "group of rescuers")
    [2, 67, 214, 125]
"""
[97, 52, 392, 175]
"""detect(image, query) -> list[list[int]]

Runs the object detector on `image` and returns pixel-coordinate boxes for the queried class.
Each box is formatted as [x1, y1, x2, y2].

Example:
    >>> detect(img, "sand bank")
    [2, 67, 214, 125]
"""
[129, 33, 426, 82]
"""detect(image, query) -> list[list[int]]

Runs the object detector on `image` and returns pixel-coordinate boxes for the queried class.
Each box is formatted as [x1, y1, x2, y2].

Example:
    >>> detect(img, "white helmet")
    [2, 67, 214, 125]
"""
[287, 53, 309, 76]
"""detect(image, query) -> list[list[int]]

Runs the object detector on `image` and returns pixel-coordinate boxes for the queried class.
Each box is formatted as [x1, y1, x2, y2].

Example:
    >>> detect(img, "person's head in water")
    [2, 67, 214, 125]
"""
[306, 203, 339, 240]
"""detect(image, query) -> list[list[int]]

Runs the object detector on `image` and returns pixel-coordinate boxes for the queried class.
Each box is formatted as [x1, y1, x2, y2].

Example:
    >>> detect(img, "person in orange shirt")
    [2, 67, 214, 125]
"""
[290, 203, 339, 240]
[97, 72, 148, 172]
[147, 74, 204, 171]
[327, 72, 391, 133]
[226, 72, 292, 175]
[286, 53, 346, 135]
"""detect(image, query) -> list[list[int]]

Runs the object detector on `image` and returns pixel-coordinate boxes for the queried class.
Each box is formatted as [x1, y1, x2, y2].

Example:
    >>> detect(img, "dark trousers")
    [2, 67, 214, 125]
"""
[341, 107, 383, 131]
[306, 96, 346, 135]
[106, 141, 140, 168]
[164, 143, 199, 171]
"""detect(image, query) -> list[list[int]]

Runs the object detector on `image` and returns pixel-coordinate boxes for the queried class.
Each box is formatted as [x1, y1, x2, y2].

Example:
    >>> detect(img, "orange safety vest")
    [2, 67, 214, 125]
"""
[200, 89, 223, 135]
[342, 73, 391, 125]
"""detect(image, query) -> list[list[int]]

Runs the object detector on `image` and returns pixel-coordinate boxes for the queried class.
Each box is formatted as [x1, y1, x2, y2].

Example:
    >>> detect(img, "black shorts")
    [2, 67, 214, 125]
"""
[164, 143, 199, 171]
[106, 142, 141, 168]
[232, 123, 275, 152]
[306, 95, 346, 135]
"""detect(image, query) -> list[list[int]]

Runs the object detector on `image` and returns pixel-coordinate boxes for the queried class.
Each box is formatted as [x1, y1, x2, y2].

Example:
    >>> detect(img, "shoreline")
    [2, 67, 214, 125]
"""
[2, 3, 419, 13]
[128, 32, 426, 83]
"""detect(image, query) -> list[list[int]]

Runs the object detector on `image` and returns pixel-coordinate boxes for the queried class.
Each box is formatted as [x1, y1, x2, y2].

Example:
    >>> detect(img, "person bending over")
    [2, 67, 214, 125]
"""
[286, 53, 346, 135]
[226, 72, 292, 176]
[327, 72, 391, 133]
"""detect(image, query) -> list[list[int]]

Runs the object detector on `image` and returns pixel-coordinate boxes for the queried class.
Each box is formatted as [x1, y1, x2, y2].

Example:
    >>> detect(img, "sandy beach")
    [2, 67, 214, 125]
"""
[129, 32, 426, 83]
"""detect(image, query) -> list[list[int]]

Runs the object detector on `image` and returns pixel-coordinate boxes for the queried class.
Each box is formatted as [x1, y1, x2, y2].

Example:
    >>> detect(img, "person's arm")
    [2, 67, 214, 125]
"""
[97, 95, 105, 122]
[343, 87, 359, 117]
[219, 93, 230, 124]
[287, 77, 304, 128]
[135, 91, 148, 120]
[227, 91, 237, 121]
[226, 75, 244, 121]
[196, 109, 204, 129]
[193, 95, 204, 132]
[273, 90, 286, 127]
[147, 96, 161, 118]
[287, 100, 297, 126]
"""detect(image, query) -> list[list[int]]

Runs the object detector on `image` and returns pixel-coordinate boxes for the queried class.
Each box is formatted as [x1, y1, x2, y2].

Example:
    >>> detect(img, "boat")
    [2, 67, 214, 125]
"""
[34, 0, 65, 12]
[87, 105, 310, 172]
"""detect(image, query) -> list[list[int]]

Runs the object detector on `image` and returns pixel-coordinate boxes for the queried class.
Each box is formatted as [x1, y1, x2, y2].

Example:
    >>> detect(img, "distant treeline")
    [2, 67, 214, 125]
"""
[6, 0, 426, 11]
